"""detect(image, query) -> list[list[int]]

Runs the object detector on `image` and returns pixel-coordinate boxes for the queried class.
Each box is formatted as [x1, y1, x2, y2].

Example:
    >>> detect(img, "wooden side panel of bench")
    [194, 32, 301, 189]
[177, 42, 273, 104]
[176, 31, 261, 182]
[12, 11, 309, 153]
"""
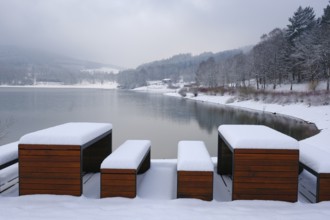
[101, 169, 136, 198]
[177, 171, 213, 201]
[19, 144, 82, 196]
[317, 173, 330, 202]
[232, 149, 299, 202]
[83, 132, 112, 173]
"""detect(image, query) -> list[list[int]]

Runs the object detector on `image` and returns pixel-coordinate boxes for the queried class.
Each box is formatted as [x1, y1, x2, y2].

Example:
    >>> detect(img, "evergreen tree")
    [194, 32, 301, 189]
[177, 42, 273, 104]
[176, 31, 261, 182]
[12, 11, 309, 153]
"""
[320, 1, 330, 91]
[286, 6, 316, 84]
[321, 2, 330, 25]
[292, 27, 323, 89]
[286, 6, 316, 43]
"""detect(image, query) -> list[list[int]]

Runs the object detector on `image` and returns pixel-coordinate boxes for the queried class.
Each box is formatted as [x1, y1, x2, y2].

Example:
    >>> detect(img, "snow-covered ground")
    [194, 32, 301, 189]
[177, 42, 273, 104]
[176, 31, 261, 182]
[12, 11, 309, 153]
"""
[1, 83, 330, 219]
[81, 67, 121, 74]
[1, 158, 330, 220]
[133, 81, 179, 93]
[262, 81, 328, 92]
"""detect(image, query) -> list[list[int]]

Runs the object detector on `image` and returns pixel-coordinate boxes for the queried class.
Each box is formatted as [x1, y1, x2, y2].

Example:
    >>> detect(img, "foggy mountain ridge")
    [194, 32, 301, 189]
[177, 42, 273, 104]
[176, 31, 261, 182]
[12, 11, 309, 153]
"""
[0, 45, 124, 70]
[0, 46, 122, 85]
[137, 49, 247, 69]
[0, 45, 246, 87]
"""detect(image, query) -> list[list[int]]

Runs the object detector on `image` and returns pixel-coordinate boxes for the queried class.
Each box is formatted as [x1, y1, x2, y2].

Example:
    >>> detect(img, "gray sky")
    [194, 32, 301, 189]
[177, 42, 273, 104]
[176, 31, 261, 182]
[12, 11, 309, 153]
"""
[0, 0, 328, 68]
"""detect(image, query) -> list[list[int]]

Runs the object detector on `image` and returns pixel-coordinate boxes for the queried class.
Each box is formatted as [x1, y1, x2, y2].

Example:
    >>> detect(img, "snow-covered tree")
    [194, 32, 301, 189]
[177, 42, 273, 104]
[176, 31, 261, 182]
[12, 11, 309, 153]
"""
[228, 53, 251, 87]
[196, 57, 219, 88]
[291, 27, 323, 89]
[251, 29, 284, 90]
[286, 6, 317, 84]
[320, 2, 330, 91]
[286, 6, 316, 43]
[252, 40, 267, 89]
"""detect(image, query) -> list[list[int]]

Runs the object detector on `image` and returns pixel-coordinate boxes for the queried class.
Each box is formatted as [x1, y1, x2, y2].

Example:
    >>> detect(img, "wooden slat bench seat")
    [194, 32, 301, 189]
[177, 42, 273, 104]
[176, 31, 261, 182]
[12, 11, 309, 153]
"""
[18, 122, 112, 196]
[218, 125, 299, 202]
[300, 143, 330, 202]
[177, 141, 214, 201]
[0, 142, 19, 192]
[100, 140, 151, 198]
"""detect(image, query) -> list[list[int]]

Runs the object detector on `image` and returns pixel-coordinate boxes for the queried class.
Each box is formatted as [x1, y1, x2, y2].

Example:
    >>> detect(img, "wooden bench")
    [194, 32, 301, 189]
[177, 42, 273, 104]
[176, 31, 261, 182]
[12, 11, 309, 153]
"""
[100, 140, 151, 198]
[299, 142, 330, 202]
[0, 142, 19, 192]
[218, 125, 299, 202]
[18, 122, 112, 196]
[177, 141, 214, 201]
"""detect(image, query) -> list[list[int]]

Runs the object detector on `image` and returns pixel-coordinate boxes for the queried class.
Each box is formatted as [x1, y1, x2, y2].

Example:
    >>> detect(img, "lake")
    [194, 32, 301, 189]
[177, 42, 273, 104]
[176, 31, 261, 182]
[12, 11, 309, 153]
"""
[0, 87, 318, 158]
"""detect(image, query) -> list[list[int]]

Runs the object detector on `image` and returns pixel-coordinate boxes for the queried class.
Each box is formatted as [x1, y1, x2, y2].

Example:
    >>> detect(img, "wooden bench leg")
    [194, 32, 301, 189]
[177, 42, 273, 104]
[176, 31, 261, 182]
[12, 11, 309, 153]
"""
[217, 135, 232, 175]
[138, 150, 150, 174]
[300, 162, 330, 203]
[83, 132, 112, 173]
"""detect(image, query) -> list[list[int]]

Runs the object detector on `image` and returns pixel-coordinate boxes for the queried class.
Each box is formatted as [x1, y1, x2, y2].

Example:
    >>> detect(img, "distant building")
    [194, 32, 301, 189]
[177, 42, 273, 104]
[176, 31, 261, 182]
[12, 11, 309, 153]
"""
[162, 78, 172, 85]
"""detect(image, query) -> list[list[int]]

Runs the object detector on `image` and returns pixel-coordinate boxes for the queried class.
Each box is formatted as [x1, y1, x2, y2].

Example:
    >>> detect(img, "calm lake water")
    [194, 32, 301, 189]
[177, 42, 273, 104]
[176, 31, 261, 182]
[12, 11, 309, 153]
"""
[0, 87, 318, 158]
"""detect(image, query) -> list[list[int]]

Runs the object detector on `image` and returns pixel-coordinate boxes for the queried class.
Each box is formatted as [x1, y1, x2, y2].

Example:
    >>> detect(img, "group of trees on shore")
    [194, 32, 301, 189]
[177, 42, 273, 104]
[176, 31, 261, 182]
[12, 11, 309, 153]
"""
[196, 3, 330, 91]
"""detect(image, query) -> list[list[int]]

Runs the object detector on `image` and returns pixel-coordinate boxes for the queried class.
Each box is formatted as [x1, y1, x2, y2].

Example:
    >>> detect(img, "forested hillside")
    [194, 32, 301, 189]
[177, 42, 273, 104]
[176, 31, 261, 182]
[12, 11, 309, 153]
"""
[117, 50, 243, 89]
[193, 4, 330, 91]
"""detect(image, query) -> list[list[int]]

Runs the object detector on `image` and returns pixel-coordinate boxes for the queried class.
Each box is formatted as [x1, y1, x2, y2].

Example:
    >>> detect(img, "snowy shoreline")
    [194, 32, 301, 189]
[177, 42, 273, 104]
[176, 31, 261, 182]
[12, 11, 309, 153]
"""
[164, 91, 330, 152]
[0, 82, 118, 90]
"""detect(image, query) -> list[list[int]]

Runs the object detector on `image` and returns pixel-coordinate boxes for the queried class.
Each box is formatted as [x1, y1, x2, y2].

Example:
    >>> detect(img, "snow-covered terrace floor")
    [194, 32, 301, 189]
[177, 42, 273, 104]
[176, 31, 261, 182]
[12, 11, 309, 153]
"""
[0, 159, 316, 203]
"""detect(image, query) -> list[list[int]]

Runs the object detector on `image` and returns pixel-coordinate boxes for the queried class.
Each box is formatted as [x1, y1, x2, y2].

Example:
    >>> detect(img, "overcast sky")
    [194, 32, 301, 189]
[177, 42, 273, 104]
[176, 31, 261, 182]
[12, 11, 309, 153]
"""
[0, 0, 328, 68]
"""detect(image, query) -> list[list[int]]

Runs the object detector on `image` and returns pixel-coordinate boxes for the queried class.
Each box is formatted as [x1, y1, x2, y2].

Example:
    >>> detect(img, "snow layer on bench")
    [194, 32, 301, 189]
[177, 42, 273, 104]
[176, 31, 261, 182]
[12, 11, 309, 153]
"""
[101, 140, 151, 169]
[177, 141, 213, 171]
[300, 143, 330, 173]
[19, 122, 112, 146]
[0, 142, 18, 166]
[218, 125, 299, 149]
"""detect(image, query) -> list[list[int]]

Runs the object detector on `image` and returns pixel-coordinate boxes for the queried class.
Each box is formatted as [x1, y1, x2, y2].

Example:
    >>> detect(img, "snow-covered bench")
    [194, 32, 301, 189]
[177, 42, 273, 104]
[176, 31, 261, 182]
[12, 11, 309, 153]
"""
[218, 125, 299, 202]
[299, 143, 330, 202]
[177, 141, 214, 201]
[18, 122, 112, 196]
[100, 140, 151, 198]
[0, 142, 19, 192]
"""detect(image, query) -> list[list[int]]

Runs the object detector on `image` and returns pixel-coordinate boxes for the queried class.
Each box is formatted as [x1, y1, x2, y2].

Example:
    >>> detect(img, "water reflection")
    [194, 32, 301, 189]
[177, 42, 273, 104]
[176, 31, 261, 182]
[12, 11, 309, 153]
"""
[190, 101, 318, 140]
[120, 91, 319, 141]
